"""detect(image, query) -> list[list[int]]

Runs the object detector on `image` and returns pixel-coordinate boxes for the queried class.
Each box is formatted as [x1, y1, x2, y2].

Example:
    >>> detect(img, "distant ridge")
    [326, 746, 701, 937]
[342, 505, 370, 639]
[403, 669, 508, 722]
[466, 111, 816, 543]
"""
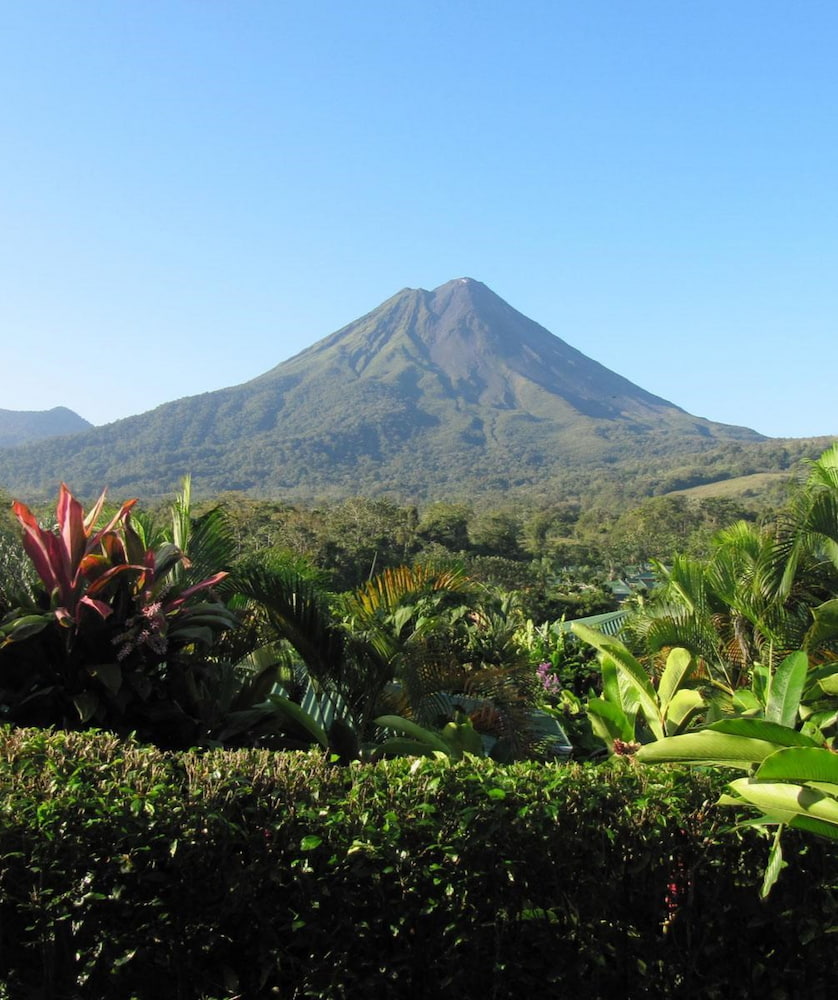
[0, 406, 92, 448]
[0, 279, 772, 502]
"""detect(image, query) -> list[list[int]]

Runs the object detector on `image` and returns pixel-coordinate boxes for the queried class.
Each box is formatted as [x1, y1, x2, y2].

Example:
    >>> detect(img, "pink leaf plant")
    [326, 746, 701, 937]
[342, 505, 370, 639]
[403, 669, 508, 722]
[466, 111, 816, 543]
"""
[13, 483, 142, 626]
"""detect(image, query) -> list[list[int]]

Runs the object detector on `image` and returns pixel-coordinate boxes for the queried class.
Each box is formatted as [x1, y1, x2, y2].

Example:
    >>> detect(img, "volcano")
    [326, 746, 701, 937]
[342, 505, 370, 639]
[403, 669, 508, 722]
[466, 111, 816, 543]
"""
[0, 278, 763, 502]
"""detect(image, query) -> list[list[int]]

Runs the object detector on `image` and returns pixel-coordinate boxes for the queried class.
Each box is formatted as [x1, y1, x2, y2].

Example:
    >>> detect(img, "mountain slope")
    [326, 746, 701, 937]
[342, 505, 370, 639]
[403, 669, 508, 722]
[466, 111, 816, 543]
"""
[0, 278, 765, 502]
[0, 407, 92, 448]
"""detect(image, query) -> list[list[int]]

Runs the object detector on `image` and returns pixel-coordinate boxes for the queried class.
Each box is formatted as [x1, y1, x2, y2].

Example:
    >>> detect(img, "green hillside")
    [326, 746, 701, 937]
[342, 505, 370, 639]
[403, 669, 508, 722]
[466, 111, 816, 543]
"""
[0, 406, 92, 448]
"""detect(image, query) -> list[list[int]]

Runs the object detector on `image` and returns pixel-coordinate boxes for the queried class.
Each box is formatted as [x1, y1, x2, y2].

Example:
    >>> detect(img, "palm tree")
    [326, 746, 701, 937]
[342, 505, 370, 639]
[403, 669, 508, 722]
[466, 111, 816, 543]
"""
[772, 443, 838, 604]
[232, 559, 557, 759]
[625, 522, 784, 691]
[341, 566, 558, 759]
[624, 444, 838, 695]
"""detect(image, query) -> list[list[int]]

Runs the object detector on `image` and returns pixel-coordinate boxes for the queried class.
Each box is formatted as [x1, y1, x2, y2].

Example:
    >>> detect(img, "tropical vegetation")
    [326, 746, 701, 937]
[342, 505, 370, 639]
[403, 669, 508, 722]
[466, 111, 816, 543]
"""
[569, 443, 838, 892]
[2, 442, 838, 995]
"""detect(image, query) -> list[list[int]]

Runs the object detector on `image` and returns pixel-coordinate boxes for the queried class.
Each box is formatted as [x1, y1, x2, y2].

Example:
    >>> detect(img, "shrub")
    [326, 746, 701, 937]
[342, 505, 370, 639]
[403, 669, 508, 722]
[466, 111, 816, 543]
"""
[0, 727, 836, 999]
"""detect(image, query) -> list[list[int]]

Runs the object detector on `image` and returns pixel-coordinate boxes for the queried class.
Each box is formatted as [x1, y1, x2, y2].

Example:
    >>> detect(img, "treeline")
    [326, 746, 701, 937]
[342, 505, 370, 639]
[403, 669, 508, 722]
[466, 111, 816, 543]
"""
[178, 491, 764, 615]
[0, 485, 774, 658]
[0, 479, 780, 624]
[0, 492, 744, 631]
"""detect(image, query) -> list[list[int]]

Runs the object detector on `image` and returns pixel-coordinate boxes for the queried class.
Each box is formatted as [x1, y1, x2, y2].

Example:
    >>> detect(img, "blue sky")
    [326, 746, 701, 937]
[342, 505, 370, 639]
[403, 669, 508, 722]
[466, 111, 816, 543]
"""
[2, 1, 836, 438]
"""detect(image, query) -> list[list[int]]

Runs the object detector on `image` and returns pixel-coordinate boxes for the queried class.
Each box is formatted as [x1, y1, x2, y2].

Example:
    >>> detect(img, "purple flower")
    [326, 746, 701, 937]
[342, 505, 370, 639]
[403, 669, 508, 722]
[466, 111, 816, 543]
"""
[537, 662, 561, 695]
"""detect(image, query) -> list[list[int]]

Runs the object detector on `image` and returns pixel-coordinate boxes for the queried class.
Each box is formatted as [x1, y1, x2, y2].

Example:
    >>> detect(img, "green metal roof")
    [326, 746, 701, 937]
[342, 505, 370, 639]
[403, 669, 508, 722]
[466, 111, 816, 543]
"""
[557, 609, 628, 637]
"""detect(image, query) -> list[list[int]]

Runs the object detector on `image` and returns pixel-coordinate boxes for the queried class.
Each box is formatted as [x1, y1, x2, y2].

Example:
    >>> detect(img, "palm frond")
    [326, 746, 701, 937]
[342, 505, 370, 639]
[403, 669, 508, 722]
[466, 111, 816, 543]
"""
[233, 557, 347, 693]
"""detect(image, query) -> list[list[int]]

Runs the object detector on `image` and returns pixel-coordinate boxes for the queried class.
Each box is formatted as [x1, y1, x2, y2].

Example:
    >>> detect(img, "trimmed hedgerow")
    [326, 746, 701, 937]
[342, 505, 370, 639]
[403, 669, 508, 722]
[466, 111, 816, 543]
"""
[0, 727, 836, 999]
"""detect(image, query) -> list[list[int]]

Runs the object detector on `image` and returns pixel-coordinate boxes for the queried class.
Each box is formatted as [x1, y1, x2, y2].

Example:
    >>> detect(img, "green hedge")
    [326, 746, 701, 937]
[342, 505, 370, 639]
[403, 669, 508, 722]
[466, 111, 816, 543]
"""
[0, 727, 836, 999]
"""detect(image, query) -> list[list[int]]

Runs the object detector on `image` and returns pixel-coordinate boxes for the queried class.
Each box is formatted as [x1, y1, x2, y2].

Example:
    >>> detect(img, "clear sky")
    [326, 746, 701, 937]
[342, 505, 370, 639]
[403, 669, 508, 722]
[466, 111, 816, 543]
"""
[2, 1, 836, 438]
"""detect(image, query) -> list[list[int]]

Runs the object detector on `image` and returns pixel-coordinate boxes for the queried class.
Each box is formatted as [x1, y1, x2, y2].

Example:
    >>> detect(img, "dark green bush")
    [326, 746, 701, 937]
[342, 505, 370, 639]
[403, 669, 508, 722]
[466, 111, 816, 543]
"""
[0, 726, 836, 999]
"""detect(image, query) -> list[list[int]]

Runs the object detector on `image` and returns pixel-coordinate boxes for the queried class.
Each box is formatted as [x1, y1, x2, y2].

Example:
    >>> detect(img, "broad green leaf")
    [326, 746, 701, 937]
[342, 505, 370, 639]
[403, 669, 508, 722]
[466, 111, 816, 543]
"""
[802, 660, 838, 698]
[572, 625, 652, 702]
[708, 718, 820, 747]
[86, 662, 123, 695]
[585, 697, 633, 744]
[760, 825, 787, 899]
[732, 689, 762, 714]
[816, 675, 838, 696]
[217, 706, 279, 742]
[170, 625, 214, 646]
[637, 728, 796, 769]
[373, 737, 444, 759]
[373, 715, 451, 754]
[73, 691, 99, 724]
[440, 720, 485, 757]
[1, 614, 50, 643]
[269, 694, 329, 748]
[802, 708, 838, 733]
[754, 747, 838, 792]
[657, 647, 695, 716]
[391, 605, 414, 635]
[613, 659, 643, 725]
[664, 688, 705, 736]
[765, 651, 808, 728]
[572, 625, 663, 739]
[599, 652, 621, 708]
[725, 778, 838, 840]
[751, 662, 769, 708]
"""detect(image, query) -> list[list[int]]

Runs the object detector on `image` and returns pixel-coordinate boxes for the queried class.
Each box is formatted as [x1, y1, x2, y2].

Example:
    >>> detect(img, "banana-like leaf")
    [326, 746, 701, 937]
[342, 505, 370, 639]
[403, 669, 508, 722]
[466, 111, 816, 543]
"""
[170, 625, 215, 647]
[573, 624, 662, 739]
[801, 708, 838, 736]
[217, 705, 283, 742]
[754, 746, 838, 792]
[269, 694, 329, 748]
[664, 688, 705, 736]
[613, 659, 643, 723]
[709, 717, 820, 746]
[637, 731, 780, 768]
[765, 651, 809, 728]
[599, 652, 621, 709]
[86, 662, 123, 695]
[723, 777, 838, 840]
[73, 691, 99, 724]
[636, 719, 817, 769]
[803, 661, 838, 698]
[585, 696, 634, 744]
[440, 719, 485, 757]
[817, 675, 838, 696]
[1, 614, 50, 643]
[732, 689, 762, 714]
[658, 647, 696, 717]
[373, 714, 451, 754]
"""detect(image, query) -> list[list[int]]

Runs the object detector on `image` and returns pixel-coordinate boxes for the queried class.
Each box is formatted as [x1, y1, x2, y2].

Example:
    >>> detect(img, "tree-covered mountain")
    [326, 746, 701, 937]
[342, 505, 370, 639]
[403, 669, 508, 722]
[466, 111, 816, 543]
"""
[0, 407, 92, 448]
[0, 278, 825, 504]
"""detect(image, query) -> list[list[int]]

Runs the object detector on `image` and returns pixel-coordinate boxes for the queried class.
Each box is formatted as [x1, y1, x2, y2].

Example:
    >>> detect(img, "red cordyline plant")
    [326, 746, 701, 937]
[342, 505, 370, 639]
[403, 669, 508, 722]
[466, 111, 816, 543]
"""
[1, 482, 238, 741]
[12, 483, 141, 626]
[110, 541, 230, 662]
[12, 484, 229, 634]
